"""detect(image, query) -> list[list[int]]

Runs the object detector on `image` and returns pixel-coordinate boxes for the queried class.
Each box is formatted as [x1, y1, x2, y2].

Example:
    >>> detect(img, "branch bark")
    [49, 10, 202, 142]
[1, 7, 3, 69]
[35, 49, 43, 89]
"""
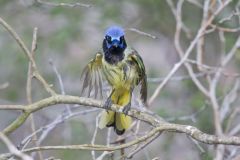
[1, 95, 240, 158]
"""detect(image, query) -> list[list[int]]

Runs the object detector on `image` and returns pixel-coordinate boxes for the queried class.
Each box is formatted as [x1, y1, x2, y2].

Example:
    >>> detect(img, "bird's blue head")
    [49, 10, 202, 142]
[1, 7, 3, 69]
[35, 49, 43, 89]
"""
[103, 26, 127, 64]
[103, 26, 127, 51]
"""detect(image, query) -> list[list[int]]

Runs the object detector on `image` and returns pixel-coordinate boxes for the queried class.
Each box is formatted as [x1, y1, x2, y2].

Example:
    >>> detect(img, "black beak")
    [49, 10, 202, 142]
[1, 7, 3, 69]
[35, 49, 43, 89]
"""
[112, 40, 120, 48]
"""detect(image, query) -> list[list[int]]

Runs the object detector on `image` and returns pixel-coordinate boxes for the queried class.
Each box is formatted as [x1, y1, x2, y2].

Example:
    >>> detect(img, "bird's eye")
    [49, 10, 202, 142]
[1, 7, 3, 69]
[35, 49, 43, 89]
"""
[120, 36, 124, 43]
[106, 36, 111, 43]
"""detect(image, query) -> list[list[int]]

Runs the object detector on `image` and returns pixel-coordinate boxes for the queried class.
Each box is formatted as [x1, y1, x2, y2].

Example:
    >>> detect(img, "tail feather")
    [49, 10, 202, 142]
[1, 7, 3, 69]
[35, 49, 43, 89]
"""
[99, 111, 115, 129]
[99, 111, 132, 135]
[99, 89, 132, 135]
[115, 113, 131, 135]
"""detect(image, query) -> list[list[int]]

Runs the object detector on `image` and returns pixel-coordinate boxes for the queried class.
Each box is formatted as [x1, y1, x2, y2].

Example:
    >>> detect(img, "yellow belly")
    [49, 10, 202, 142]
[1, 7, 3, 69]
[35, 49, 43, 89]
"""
[102, 60, 135, 90]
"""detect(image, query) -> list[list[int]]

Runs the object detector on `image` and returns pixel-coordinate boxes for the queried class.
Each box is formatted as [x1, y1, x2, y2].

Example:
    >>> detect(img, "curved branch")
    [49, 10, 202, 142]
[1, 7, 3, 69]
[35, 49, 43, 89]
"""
[1, 122, 240, 159]
[0, 95, 240, 147]
[0, 95, 160, 135]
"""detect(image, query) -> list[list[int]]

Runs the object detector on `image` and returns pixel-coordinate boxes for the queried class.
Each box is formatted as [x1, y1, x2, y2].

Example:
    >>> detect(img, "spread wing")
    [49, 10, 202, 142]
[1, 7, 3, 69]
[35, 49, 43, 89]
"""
[128, 49, 147, 104]
[80, 52, 104, 98]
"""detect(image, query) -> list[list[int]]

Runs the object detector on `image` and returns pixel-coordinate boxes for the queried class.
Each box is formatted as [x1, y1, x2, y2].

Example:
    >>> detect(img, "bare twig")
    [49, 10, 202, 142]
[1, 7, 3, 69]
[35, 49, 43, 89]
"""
[166, 0, 192, 38]
[126, 132, 161, 159]
[209, 35, 240, 135]
[207, 22, 240, 160]
[186, 0, 203, 8]
[35, 0, 91, 8]
[196, 0, 210, 71]
[2, 120, 240, 159]
[170, 0, 210, 97]
[149, 0, 232, 105]
[0, 16, 56, 96]
[147, 71, 212, 83]
[220, 79, 239, 122]
[210, 23, 240, 32]
[0, 132, 33, 160]
[19, 108, 99, 150]
[225, 108, 240, 134]
[219, 9, 240, 24]
[166, 105, 207, 122]
[91, 113, 101, 160]
[26, 27, 44, 160]
[49, 59, 71, 114]
[187, 136, 205, 153]
[127, 28, 158, 39]
[0, 95, 240, 148]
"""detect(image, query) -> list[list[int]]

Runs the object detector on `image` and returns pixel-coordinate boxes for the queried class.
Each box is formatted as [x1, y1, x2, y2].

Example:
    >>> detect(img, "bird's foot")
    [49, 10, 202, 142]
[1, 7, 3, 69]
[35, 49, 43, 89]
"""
[103, 98, 112, 110]
[123, 103, 131, 115]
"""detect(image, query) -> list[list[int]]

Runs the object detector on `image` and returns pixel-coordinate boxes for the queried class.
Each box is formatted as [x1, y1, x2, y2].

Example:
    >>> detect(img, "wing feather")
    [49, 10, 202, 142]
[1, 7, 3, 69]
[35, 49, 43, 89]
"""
[80, 52, 103, 98]
[128, 49, 147, 103]
[93, 69, 99, 98]
[97, 68, 103, 98]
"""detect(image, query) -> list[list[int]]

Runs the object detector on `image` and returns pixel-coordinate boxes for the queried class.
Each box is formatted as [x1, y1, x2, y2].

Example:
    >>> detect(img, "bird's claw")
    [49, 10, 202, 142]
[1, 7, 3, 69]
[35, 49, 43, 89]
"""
[123, 103, 131, 115]
[103, 98, 112, 110]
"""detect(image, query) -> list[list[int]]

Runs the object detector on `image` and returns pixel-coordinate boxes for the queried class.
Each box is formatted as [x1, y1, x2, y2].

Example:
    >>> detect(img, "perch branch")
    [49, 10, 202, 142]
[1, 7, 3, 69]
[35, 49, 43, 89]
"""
[0, 95, 240, 155]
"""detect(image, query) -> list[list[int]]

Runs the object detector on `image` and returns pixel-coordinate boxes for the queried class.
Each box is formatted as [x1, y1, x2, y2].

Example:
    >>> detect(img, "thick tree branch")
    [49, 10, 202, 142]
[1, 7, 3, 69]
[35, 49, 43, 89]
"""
[1, 121, 240, 159]
[0, 95, 240, 153]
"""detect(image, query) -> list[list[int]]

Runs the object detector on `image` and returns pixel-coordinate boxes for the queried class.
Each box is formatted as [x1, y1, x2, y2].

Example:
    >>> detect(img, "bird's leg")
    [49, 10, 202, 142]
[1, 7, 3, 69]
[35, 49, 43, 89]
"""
[123, 87, 133, 115]
[123, 103, 131, 115]
[103, 88, 115, 110]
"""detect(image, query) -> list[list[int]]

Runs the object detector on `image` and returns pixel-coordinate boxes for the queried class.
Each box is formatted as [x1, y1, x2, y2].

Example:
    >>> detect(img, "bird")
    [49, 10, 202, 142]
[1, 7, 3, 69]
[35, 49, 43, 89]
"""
[80, 26, 147, 135]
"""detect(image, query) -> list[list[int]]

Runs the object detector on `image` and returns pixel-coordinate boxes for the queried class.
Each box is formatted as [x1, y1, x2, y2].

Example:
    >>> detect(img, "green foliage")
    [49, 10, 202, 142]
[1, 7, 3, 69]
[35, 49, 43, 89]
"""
[156, 107, 168, 117]
[60, 150, 91, 160]
[225, 33, 238, 53]
[49, 27, 76, 51]
[197, 106, 214, 133]
[0, 0, 9, 6]
[5, 88, 18, 101]
[201, 151, 213, 160]
[64, 60, 83, 75]
[190, 92, 205, 110]
[58, 120, 91, 159]
[133, 0, 175, 34]
[182, 2, 202, 32]
[101, 2, 122, 22]
[70, 120, 91, 144]
[162, 133, 174, 152]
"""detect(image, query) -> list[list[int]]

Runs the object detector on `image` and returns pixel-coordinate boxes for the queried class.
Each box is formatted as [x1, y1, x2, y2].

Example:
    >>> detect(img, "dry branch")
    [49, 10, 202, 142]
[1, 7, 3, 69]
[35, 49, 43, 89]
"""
[1, 116, 240, 159]
[0, 16, 56, 96]
[35, 0, 91, 8]
[0, 133, 33, 160]
[1, 95, 240, 159]
[148, 0, 232, 105]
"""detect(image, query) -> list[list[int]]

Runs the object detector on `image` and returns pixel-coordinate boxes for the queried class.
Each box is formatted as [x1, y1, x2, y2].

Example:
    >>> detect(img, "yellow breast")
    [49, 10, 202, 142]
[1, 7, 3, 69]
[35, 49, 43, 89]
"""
[102, 58, 135, 90]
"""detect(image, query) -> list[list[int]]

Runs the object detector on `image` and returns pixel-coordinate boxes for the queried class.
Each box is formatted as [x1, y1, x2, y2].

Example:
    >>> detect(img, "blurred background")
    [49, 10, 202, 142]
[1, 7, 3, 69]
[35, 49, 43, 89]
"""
[0, 0, 239, 160]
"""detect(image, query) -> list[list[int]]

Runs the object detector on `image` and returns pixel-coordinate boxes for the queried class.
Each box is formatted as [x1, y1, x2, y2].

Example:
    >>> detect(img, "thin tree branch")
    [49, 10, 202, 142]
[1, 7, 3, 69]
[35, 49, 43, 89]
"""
[0, 95, 240, 149]
[35, 0, 91, 8]
[0, 132, 33, 160]
[148, 0, 232, 105]
[0, 16, 56, 96]
[18, 108, 99, 150]
[127, 28, 158, 39]
[2, 121, 240, 159]
[126, 132, 161, 159]
[27, 27, 44, 160]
